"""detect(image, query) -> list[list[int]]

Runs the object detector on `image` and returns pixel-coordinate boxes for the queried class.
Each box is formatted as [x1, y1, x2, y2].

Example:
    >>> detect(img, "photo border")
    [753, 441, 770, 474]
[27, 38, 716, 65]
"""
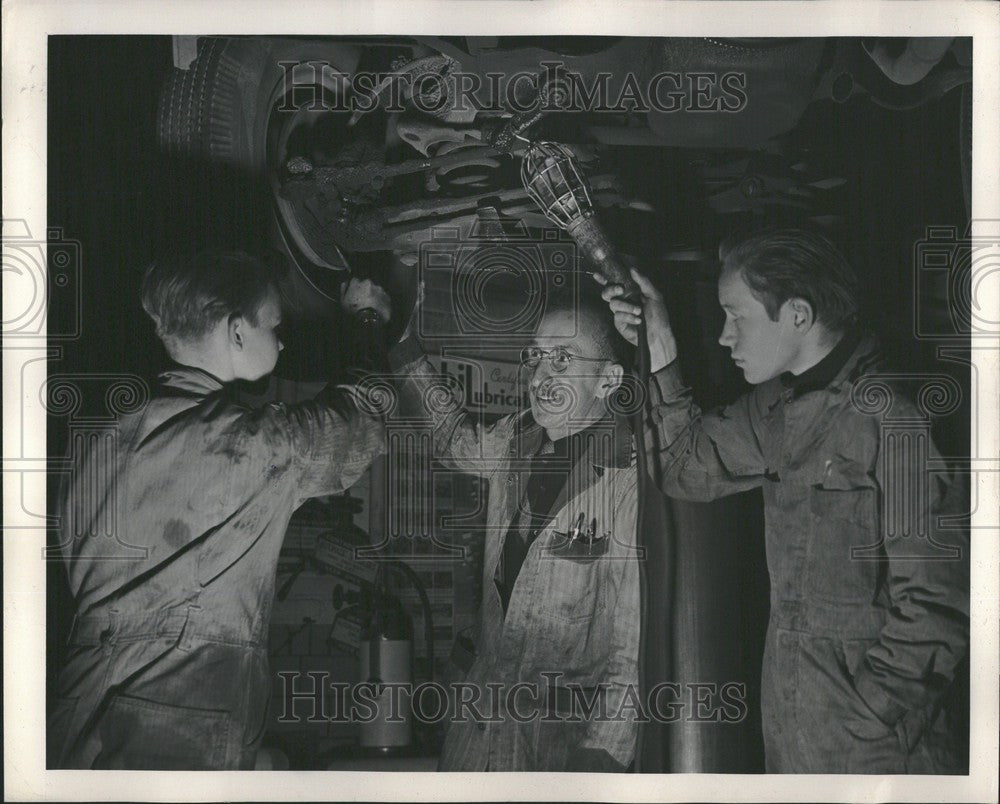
[4, 1, 998, 800]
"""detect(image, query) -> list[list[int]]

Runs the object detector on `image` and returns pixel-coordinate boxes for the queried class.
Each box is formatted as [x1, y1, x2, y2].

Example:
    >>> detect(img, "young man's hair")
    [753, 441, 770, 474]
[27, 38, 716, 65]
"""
[141, 251, 280, 347]
[718, 227, 861, 333]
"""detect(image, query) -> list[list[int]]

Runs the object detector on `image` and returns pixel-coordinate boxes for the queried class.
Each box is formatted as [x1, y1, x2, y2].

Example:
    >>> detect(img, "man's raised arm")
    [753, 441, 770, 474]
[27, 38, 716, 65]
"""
[383, 283, 518, 477]
[598, 268, 767, 501]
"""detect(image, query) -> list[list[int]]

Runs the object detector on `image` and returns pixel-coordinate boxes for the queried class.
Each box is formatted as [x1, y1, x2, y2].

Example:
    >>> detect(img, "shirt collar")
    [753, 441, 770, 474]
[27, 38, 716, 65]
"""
[781, 328, 864, 397]
[521, 413, 633, 469]
[158, 362, 227, 396]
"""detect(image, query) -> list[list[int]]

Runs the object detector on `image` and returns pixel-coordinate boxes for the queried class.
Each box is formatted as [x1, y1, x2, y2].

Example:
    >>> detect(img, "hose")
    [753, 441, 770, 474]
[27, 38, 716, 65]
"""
[382, 559, 436, 683]
[629, 316, 675, 773]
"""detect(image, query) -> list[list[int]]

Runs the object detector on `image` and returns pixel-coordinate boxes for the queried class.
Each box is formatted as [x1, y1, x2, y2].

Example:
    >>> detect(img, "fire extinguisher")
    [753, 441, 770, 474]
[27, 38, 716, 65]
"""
[358, 580, 413, 753]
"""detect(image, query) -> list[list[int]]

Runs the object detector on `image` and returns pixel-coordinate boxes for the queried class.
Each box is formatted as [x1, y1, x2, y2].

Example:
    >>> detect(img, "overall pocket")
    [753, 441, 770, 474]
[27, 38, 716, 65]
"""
[807, 467, 881, 603]
[241, 651, 271, 753]
[840, 638, 909, 760]
[533, 548, 607, 623]
[47, 696, 79, 768]
[793, 634, 906, 773]
[94, 693, 231, 769]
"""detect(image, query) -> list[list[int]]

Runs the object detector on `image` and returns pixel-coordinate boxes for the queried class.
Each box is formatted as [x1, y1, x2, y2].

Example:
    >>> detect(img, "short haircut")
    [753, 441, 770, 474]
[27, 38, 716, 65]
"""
[545, 286, 632, 367]
[141, 251, 279, 345]
[718, 227, 860, 333]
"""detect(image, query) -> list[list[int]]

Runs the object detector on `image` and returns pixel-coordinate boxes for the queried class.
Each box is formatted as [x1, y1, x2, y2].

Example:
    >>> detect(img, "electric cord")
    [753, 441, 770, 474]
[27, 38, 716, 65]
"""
[380, 560, 436, 683]
[630, 316, 675, 773]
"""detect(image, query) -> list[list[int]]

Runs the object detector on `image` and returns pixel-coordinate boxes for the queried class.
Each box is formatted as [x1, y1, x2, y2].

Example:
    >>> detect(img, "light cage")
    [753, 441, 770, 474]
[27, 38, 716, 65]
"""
[520, 141, 595, 229]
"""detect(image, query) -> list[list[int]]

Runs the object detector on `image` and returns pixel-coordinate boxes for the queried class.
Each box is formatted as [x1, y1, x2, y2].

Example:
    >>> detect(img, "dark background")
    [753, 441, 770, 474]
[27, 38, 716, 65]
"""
[46, 35, 971, 771]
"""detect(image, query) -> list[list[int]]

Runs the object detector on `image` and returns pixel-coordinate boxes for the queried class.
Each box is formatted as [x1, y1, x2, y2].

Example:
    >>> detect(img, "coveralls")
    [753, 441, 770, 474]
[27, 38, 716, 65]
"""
[49, 365, 385, 769]
[390, 340, 641, 771]
[647, 332, 969, 773]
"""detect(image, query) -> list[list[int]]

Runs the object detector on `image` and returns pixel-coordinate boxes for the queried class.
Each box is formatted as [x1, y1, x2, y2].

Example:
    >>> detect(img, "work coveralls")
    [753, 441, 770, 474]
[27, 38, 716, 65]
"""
[49, 365, 385, 769]
[389, 341, 641, 771]
[647, 334, 969, 773]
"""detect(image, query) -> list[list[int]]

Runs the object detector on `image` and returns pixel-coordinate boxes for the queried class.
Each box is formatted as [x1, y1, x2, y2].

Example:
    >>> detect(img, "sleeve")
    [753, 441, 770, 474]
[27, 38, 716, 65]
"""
[646, 360, 768, 501]
[386, 338, 516, 477]
[851, 420, 970, 726]
[579, 476, 641, 766]
[246, 383, 387, 502]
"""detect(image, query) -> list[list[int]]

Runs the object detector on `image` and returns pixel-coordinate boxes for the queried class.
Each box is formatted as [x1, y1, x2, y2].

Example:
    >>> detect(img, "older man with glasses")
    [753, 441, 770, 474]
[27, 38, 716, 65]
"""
[386, 289, 641, 773]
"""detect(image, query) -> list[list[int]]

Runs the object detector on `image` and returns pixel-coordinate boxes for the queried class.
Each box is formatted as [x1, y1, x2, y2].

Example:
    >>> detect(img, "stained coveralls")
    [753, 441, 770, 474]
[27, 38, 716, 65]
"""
[390, 341, 641, 771]
[646, 332, 969, 773]
[48, 365, 385, 769]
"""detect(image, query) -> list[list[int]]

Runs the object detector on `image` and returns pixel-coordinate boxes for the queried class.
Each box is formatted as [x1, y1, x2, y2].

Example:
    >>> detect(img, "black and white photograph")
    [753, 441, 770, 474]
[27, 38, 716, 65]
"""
[3, 1, 998, 801]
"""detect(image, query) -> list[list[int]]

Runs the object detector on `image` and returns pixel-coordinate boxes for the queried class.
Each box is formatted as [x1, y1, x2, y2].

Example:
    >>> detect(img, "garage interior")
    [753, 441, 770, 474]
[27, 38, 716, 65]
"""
[45, 34, 972, 771]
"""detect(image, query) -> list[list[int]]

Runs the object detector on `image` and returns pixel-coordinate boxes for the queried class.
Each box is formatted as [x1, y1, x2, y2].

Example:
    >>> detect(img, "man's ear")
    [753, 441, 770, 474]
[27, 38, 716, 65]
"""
[596, 362, 624, 399]
[229, 314, 245, 349]
[785, 297, 815, 332]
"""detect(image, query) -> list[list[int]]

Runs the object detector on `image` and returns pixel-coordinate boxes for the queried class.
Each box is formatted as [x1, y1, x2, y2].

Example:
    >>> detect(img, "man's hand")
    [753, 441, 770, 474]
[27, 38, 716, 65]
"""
[340, 278, 391, 323]
[594, 268, 677, 373]
[564, 747, 628, 773]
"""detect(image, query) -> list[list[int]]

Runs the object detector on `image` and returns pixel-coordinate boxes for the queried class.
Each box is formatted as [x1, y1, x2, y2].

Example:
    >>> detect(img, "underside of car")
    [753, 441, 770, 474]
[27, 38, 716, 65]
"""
[154, 35, 971, 382]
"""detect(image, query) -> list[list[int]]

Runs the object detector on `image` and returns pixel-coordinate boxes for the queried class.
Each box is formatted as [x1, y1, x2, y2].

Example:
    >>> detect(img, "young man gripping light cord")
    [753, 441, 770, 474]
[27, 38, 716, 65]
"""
[599, 228, 969, 774]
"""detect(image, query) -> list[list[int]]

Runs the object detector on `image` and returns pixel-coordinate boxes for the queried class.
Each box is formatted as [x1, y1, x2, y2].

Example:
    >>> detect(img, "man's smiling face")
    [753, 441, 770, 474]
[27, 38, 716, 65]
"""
[527, 310, 616, 437]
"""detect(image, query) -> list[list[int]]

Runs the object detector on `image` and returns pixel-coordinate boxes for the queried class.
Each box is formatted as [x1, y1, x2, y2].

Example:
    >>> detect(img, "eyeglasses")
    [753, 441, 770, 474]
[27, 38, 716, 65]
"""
[519, 346, 607, 374]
